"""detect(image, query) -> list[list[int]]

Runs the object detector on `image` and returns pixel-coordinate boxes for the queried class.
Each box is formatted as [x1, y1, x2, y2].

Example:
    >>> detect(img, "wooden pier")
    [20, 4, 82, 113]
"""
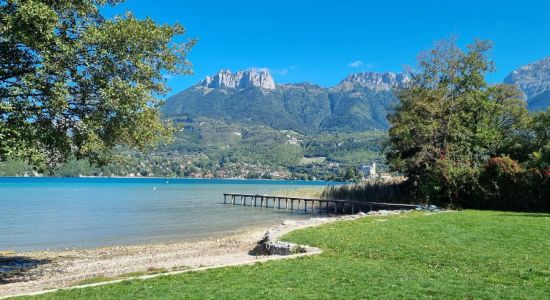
[223, 193, 416, 214]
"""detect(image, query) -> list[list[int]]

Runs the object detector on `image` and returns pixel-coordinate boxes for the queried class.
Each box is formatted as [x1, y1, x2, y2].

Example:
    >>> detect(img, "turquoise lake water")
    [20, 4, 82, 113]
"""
[0, 177, 337, 252]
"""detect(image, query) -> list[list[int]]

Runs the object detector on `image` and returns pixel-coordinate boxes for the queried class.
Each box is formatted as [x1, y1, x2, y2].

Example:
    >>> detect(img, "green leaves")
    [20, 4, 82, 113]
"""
[0, 0, 195, 169]
[10, 0, 57, 45]
[386, 39, 533, 206]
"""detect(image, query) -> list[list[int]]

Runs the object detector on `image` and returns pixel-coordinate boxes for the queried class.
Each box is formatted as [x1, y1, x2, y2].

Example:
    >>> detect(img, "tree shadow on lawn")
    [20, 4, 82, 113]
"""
[0, 256, 52, 284]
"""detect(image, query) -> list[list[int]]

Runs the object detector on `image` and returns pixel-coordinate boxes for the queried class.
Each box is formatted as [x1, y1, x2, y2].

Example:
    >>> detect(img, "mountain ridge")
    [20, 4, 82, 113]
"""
[163, 70, 407, 133]
[504, 56, 550, 110]
[333, 72, 410, 92]
[163, 59, 549, 135]
[199, 69, 276, 90]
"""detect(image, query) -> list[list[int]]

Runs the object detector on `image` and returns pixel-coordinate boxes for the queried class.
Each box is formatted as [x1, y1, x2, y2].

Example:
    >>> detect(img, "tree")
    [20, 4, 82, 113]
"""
[54, 157, 93, 177]
[344, 166, 357, 181]
[0, 157, 32, 175]
[527, 108, 550, 169]
[0, 0, 195, 172]
[386, 39, 530, 205]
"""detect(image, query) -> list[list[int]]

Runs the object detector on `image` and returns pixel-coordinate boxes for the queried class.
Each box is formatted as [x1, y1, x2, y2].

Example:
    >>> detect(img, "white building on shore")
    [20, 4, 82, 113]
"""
[358, 162, 377, 179]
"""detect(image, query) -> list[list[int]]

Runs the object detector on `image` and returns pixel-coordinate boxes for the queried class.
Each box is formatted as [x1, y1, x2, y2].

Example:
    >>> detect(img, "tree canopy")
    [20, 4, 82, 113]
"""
[386, 39, 549, 208]
[0, 0, 195, 172]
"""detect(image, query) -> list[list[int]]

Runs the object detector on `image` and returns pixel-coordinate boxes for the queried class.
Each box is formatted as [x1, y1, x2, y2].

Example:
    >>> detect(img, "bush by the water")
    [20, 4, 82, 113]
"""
[322, 162, 549, 211]
[285, 156, 549, 212]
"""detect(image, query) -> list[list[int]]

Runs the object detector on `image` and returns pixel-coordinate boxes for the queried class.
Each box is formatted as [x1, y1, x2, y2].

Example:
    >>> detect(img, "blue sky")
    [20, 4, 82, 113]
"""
[104, 0, 550, 96]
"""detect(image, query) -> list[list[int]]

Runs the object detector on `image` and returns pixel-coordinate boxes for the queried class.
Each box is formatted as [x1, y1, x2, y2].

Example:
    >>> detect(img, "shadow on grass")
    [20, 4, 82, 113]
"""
[495, 213, 550, 218]
[0, 256, 52, 284]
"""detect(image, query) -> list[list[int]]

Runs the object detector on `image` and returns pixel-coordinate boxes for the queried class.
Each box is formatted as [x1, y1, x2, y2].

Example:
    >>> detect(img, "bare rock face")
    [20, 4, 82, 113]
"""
[200, 69, 276, 90]
[504, 56, 550, 111]
[333, 72, 410, 92]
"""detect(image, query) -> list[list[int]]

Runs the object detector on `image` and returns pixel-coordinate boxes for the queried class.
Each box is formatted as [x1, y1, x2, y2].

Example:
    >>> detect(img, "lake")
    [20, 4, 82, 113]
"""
[0, 177, 337, 252]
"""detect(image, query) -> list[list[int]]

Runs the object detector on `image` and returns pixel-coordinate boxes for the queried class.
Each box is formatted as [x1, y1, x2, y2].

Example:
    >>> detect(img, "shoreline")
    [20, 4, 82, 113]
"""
[4, 221, 288, 254]
[0, 212, 392, 299]
[1, 226, 273, 298]
[0, 176, 345, 185]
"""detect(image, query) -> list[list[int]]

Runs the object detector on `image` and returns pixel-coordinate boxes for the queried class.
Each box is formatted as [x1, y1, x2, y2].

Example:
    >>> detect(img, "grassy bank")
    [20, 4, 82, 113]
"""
[19, 211, 549, 299]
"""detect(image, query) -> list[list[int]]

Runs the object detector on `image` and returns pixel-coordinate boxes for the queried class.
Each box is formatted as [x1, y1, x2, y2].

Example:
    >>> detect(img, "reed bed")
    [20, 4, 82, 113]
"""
[321, 178, 419, 204]
[278, 178, 420, 205]
[274, 187, 325, 199]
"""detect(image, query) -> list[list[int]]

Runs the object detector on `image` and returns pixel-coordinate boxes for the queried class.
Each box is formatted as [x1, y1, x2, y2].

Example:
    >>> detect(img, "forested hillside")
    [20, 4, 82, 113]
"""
[0, 116, 387, 180]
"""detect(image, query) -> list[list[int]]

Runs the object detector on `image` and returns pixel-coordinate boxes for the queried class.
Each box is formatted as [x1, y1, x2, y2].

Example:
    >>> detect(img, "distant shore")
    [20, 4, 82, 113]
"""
[0, 175, 345, 183]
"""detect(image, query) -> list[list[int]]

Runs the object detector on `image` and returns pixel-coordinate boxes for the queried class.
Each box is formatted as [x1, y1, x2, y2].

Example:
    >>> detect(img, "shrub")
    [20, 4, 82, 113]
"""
[470, 156, 550, 212]
[322, 156, 549, 212]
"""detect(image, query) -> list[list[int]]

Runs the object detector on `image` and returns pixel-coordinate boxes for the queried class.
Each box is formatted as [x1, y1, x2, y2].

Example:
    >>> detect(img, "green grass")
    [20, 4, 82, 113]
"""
[72, 268, 171, 286]
[19, 211, 550, 299]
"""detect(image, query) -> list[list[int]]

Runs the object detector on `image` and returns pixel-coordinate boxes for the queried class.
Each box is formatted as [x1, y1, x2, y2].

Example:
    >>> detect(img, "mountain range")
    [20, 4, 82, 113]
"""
[162, 70, 409, 133]
[163, 56, 549, 134]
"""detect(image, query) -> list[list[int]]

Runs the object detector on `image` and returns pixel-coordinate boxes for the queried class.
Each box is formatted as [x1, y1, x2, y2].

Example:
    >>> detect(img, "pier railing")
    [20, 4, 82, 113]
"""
[223, 193, 416, 214]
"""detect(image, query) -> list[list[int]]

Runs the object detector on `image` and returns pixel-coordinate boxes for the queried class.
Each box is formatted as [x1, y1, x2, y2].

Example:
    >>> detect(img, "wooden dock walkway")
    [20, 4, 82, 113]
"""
[223, 193, 416, 214]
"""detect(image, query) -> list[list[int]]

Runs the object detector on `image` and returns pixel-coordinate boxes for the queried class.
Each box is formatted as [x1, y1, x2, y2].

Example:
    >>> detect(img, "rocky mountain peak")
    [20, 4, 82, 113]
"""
[504, 56, 550, 101]
[199, 69, 276, 90]
[334, 72, 410, 92]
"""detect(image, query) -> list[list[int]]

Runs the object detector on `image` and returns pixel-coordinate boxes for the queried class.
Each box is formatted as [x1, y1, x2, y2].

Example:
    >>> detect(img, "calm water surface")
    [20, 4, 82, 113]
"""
[0, 177, 337, 252]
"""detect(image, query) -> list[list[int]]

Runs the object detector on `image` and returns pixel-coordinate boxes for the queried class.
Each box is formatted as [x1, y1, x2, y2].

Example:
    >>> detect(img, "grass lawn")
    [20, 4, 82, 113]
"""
[20, 211, 550, 299]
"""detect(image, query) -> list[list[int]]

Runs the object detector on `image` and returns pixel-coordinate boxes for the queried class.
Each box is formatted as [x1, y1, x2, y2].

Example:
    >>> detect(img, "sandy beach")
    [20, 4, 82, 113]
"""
[1, 213, 376, 299]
